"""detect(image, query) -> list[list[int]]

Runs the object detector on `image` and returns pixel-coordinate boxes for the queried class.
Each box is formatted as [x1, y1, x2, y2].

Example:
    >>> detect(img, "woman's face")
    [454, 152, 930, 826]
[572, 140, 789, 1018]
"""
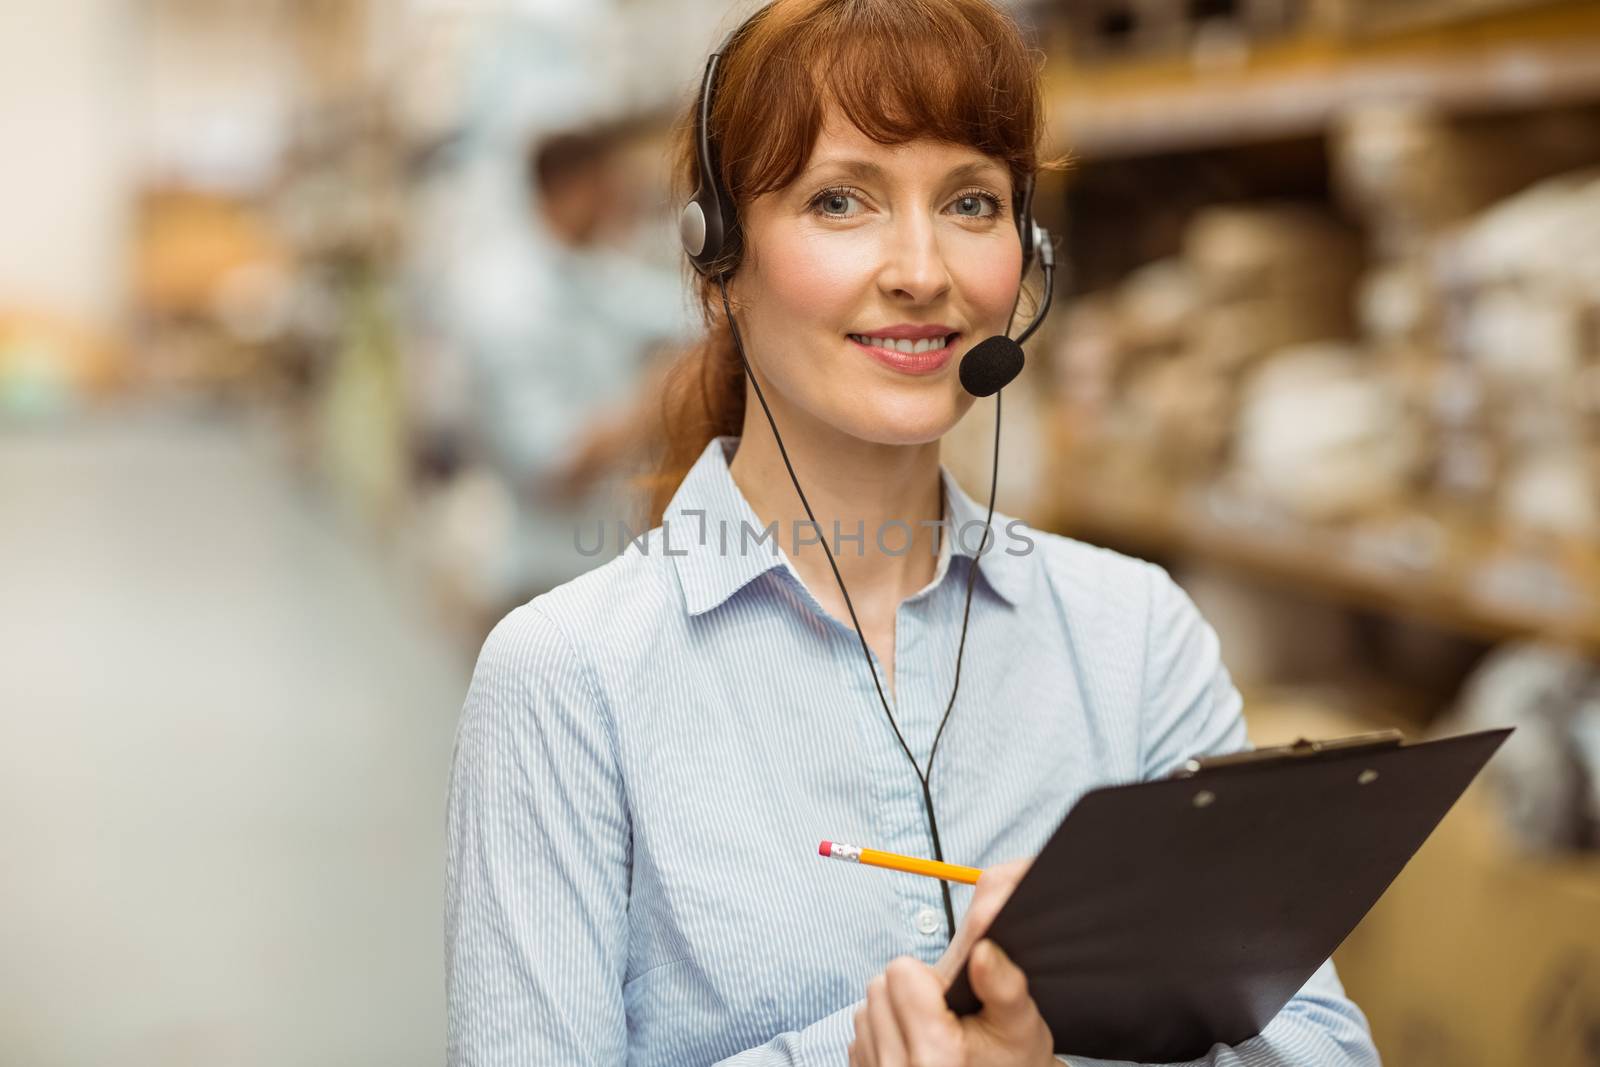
[732, 110, 1024, 447]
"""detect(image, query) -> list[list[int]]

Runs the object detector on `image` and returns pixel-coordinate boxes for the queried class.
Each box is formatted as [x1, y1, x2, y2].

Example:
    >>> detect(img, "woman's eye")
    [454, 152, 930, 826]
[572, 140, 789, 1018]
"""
[810, 187, 1000, 219]
[950, 192, 1001, 218]
[812, 190, 863, 218]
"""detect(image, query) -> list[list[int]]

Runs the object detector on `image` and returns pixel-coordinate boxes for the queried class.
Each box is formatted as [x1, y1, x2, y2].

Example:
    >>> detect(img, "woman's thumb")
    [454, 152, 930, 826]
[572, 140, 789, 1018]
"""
[971, 939, 1030, 1020]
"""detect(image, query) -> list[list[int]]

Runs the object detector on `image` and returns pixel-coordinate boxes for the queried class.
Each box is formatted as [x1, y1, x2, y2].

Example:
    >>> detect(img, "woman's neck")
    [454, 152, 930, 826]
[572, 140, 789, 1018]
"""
[727, 407, 945, 619]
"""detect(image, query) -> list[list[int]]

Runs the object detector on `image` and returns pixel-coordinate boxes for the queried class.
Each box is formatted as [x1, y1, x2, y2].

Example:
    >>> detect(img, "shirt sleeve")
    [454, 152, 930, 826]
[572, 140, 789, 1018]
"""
[1058, 961, 1378, 1067]
[1136, 562, 1248, 780]
[446, 607, 884, 1067]
[1075, 563, 1380, 1067]
[445, 605, 631, 1066]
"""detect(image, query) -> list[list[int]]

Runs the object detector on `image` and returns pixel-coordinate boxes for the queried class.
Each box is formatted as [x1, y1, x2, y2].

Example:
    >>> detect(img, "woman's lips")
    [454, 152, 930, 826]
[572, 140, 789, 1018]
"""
[847, 333, 958, 376]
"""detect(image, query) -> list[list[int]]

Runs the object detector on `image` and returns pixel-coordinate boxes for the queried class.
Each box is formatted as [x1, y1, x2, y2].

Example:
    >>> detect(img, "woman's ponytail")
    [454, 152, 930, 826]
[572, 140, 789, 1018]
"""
[643, 315, 746, 526]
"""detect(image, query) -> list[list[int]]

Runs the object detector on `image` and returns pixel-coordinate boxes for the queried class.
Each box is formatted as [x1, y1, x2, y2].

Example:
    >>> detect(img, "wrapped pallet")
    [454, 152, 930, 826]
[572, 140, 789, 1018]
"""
[1231, 341, 1427, 521]
[1183, 204, 1361, 371]
[1436, 168, 1600, 542]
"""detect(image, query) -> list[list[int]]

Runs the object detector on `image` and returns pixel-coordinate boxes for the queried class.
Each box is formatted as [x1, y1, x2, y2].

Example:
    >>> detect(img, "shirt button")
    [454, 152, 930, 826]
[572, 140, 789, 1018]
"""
[915, 907, 942, 935]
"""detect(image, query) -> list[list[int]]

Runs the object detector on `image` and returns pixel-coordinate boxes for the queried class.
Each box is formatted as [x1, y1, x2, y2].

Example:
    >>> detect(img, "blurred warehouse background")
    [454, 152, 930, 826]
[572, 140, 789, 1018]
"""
[3, 0, 1600, 1064]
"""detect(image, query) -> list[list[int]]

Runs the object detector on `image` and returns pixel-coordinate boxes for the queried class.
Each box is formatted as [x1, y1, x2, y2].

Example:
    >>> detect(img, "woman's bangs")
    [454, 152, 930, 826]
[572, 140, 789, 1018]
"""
[809, 8, 1037, 170]
[812, 40, 1011, 160]
[717, 1, 1043, 202]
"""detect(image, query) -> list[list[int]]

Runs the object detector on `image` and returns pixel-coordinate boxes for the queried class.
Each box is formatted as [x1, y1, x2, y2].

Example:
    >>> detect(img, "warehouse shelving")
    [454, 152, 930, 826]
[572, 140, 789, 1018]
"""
[1037, 4, 1600, 655]
[1047, 4, 1600, 159]
[1043, 440, 1600, 653]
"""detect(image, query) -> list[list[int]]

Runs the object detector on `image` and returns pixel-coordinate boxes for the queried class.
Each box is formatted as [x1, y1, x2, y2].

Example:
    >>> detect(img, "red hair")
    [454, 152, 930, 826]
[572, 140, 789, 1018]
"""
[644, 0, 1062, 524]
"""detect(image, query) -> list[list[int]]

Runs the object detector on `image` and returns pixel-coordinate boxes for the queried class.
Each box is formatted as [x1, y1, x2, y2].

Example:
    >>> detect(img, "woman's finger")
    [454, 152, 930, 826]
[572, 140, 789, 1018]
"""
[885, 956, 962, 1067]
[963, 860, 1033, 959]
[935, 858, 1035, 988]
[866, 973, 907, 1067]
[852, 997, 877, 1067]
[931, 936, 967, 988]
[968, 859, 1032, 934]
[970, 939, 1038, 1035]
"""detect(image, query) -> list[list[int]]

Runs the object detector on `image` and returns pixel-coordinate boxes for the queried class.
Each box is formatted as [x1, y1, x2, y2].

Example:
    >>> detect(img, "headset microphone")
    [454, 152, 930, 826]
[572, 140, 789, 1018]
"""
[958, 336, 1025, 398]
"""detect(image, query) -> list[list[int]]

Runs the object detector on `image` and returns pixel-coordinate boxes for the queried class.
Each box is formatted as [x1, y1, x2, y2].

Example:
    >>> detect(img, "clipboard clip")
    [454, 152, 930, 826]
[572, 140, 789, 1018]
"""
[1170, 729, 1406, 778]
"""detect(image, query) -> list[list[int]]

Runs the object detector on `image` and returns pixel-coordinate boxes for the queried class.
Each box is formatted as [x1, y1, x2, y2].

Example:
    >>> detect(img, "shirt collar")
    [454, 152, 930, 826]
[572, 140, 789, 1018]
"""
[663, 436, 1031, 618]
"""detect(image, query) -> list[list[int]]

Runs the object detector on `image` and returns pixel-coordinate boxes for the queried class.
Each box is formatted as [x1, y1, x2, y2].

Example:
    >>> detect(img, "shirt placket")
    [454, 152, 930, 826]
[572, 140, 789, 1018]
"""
[878, 596, 952, 962]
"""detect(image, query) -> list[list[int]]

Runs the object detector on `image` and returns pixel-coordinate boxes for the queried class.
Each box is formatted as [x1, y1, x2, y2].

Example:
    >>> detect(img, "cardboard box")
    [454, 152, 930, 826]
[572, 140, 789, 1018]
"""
[1248, 700, 1600, 1066]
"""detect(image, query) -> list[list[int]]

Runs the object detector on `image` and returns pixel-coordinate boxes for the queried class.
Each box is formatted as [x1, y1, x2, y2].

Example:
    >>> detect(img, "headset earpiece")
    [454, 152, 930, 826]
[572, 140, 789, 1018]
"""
[1016, 172, 1039, 274]
[679, 180, 729, 275]
[682, 47, 740, 276]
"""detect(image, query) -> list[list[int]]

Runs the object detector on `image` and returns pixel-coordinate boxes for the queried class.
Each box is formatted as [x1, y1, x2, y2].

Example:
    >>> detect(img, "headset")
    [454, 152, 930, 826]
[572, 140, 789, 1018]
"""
[678, 6, 1056, 942]
[681, 23, 1053, 298]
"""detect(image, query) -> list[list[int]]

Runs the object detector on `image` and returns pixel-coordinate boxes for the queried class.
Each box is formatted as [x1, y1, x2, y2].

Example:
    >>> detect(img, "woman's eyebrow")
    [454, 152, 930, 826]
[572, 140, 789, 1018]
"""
[802, 158, 888, 183]
[943, 160, 1007, 185]
[801, 158, 1007, 185]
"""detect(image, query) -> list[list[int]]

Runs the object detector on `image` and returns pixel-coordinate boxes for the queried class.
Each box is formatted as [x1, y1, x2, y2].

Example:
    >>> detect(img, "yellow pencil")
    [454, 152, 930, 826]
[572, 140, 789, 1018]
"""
[818, 840, 983, 885]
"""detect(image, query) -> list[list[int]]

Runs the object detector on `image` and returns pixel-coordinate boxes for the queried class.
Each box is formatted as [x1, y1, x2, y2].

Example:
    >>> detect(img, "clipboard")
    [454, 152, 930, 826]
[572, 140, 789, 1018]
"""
[945, 727, 1512, 1062]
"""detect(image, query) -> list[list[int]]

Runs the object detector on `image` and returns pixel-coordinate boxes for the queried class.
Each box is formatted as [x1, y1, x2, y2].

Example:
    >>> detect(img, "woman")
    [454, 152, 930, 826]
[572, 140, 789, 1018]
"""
[445, 2, 1381, 1065]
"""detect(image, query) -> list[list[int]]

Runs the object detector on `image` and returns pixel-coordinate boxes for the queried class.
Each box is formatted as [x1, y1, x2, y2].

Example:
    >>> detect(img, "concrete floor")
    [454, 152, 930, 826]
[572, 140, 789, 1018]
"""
[0, 405, 470, 1066]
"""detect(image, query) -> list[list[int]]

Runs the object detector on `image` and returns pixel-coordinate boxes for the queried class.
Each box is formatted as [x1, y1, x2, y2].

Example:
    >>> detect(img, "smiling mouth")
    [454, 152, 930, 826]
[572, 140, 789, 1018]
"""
[847, 332, 958, 354]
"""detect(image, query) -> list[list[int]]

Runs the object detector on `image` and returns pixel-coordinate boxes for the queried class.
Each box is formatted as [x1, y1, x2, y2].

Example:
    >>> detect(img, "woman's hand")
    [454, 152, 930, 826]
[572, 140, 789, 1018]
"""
[931, 858, 1029, 988]
[847, 859, 1055, 1067]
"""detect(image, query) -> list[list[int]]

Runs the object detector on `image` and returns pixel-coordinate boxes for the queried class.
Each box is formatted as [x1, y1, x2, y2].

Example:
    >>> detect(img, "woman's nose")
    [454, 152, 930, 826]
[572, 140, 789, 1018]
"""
[877, 214, 952, 304]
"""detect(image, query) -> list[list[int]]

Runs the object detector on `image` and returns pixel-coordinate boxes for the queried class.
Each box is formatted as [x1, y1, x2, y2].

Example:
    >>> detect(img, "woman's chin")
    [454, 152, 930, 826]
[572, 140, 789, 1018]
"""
[835, 399, 966, 447]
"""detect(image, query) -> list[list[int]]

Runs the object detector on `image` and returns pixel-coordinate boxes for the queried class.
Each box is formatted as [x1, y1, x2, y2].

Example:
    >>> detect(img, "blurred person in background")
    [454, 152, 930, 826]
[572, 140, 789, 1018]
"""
[442, 120, 692, 619]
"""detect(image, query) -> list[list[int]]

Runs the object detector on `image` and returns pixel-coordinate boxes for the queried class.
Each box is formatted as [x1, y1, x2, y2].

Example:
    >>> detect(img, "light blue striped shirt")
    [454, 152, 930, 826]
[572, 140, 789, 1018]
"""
[445, 435, 1380, 1066]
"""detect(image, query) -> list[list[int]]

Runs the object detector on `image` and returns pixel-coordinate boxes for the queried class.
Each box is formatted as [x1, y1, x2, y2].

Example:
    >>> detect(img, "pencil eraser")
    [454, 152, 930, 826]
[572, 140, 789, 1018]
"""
[819, 840, 832, 857]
